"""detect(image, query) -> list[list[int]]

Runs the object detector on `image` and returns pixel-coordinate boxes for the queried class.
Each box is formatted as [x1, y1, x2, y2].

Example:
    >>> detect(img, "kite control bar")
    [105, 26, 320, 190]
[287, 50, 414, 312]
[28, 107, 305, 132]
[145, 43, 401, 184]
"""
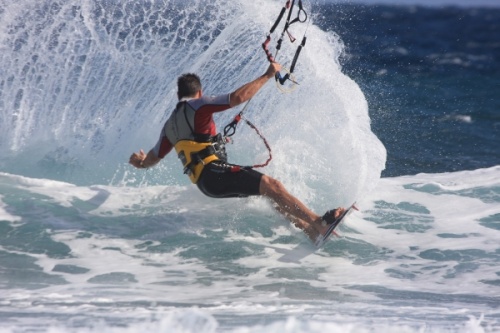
[262, 0, 308, 86]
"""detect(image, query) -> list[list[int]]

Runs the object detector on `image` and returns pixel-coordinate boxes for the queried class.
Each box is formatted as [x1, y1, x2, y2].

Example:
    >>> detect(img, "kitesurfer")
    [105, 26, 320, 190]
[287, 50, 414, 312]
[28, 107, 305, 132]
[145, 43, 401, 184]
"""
[129, 62, 344, 242]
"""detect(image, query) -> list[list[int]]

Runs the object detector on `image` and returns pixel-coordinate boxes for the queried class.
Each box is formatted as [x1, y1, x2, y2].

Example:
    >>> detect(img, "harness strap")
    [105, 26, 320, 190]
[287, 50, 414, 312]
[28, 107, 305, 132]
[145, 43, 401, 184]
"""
[175, 135, 227, 184]
[183, 145, 217, 175]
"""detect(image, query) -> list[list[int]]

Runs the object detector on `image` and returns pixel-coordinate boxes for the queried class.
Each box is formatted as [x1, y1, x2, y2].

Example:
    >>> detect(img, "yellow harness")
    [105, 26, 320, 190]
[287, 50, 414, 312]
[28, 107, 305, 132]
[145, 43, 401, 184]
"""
[174, 140, 220, 184]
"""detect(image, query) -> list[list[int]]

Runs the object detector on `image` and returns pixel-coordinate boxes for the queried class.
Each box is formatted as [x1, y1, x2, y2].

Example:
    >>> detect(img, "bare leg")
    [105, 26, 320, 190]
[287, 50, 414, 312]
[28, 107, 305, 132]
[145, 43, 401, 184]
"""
[273, 204, 320, 242]
[259, 175, 343, 237]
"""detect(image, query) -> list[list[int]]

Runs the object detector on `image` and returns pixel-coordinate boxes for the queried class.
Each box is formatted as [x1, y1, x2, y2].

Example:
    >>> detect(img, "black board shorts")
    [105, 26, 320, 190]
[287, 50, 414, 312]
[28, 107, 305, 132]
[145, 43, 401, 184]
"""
[196, 161, 263, 198]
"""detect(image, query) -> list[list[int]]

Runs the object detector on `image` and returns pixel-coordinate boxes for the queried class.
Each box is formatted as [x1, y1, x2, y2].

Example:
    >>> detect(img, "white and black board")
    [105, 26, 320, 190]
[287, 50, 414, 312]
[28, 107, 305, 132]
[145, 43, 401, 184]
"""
[314, 202, 358, 248]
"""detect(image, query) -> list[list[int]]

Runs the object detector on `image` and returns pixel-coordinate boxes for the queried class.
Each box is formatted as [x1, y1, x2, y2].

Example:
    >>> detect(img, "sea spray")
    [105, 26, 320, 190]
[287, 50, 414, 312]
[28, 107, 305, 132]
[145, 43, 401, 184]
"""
[0, 0, 385, 209]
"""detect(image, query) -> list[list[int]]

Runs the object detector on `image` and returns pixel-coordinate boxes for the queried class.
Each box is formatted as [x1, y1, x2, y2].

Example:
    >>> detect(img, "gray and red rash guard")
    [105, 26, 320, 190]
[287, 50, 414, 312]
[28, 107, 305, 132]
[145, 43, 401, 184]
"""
[152, 94, 231, 159]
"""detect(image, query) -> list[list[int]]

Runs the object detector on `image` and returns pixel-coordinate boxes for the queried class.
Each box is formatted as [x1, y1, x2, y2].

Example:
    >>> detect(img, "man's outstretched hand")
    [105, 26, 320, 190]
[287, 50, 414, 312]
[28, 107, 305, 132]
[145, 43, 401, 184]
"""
[129, 149, 146, 168]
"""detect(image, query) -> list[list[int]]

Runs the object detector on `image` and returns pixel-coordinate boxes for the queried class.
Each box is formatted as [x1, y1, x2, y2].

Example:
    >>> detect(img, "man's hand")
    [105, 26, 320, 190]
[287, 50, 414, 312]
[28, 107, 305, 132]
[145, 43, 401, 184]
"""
[265, 62, 281, 79]
[129, 149, 147, 168]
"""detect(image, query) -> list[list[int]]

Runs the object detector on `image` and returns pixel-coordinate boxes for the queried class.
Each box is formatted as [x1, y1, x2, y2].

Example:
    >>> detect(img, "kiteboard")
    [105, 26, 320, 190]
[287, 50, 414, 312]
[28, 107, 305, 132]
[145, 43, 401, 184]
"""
[314, 202, 358, 248]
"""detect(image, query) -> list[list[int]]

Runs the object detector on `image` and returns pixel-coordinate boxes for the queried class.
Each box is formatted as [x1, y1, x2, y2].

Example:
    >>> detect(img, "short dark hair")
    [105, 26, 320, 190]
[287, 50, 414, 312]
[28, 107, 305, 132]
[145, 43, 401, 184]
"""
[177, 73, 202, 99]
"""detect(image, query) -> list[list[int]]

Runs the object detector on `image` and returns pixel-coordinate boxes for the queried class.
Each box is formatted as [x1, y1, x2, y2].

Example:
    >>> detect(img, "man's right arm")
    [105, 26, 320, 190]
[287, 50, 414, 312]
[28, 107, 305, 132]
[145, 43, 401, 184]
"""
[129, 148, 162, 169]
[129, 135, 172, 169]
[229, 62, 281, 107]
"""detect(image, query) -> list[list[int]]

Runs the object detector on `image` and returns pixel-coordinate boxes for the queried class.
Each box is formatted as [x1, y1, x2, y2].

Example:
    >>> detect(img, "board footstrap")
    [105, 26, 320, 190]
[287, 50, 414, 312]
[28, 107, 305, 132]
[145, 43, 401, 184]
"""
[315, 202, 357, 248]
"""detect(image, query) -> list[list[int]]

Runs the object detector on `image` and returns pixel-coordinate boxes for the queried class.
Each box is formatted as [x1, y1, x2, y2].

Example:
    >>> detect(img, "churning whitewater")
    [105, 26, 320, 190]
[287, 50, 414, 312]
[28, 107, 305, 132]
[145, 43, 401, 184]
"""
[0, 0, 385, 203]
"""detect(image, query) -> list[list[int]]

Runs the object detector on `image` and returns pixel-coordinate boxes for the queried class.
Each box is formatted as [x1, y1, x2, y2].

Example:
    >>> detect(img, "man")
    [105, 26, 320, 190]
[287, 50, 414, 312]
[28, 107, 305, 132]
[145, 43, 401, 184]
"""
[129, 62, 344, 242]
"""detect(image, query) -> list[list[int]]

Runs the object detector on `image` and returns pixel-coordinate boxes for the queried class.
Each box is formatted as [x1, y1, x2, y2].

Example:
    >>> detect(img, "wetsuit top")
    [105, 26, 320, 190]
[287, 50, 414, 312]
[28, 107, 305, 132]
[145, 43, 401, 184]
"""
[152, 94, 231, 159]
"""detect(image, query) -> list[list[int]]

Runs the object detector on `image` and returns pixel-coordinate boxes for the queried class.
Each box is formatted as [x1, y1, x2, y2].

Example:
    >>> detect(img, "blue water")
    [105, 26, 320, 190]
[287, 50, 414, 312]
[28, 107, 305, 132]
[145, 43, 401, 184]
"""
[0, 0, 499, 332]
[317, 4, 500, 176]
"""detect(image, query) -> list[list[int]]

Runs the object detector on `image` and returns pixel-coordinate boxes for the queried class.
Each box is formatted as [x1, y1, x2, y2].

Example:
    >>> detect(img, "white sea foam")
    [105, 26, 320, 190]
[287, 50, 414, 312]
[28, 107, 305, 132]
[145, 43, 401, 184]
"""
[0, 195, 21, 223]
[1, 166, 499, 332]
[0, 0, 499, 331]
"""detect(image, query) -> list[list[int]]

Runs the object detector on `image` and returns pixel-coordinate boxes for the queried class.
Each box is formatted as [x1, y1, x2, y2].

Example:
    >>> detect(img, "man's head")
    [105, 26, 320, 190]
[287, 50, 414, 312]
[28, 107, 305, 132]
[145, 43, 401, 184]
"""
[177, 73, 202, 100]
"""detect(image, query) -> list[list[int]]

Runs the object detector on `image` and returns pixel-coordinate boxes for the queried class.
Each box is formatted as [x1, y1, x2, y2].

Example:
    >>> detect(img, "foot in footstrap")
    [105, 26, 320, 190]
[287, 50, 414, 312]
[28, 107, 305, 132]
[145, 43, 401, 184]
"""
[315, 203, 357, 247]
[321, 208, 344, 226]
[315, 208, 345, 247]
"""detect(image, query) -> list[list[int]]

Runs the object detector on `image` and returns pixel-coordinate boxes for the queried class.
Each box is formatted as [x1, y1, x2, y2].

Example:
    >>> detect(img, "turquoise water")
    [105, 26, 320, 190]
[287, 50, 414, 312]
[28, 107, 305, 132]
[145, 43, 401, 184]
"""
[1, 167, 499, 332]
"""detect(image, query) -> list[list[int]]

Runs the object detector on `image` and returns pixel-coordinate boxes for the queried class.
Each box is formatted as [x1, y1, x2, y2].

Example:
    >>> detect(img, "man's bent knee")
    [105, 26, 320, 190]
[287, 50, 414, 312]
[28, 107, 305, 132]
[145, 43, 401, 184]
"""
[259, 175, 285, 197]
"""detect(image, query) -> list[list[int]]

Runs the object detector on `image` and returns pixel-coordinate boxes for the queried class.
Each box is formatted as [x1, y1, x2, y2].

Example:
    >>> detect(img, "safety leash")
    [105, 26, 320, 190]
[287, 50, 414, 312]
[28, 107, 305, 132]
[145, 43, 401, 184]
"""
[223, 101, 272, 170]
[223, 112, 273, 171]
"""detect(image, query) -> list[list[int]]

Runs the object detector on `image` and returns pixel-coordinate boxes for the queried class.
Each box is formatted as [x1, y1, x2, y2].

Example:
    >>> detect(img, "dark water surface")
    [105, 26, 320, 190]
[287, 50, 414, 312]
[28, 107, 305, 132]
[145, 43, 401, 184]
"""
[318, 4, 500, 176]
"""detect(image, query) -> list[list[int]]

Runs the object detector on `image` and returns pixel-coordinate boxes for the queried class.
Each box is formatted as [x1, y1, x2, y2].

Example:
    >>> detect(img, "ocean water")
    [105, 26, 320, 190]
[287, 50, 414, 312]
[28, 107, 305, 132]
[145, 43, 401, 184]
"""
[0, 0, 499, 332]
[318, 3, 500, 177]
